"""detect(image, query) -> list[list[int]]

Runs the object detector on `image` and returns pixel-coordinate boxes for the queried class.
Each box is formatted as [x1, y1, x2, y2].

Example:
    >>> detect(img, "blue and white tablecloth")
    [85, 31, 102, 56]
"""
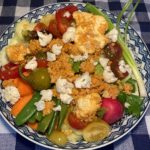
[0, 0, 150, 150]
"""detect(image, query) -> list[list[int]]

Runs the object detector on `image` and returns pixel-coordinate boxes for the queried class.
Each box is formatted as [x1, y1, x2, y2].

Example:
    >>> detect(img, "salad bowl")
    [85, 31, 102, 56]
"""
[0, 2, 150, 150]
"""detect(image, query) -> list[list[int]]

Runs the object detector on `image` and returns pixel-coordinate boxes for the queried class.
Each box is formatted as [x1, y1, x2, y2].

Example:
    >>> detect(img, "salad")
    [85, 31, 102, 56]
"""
[0, 1, 146, 147]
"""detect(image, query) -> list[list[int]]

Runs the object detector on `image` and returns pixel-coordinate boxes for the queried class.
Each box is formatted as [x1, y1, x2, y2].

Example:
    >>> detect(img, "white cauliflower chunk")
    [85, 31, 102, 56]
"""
[103, 66, 118, 83]
[47, 52, 56, 61]
[40, 89, 53, 101]
[53, 105, 61, 111]
[99, 57, 109, 68]
[60, 93, 73, 104]
[25, 56, 37, 70]
[70, 53, 88, 62]
[2, 86, 20, 105]
[119, 60, 132, 74]
[106, 28, 118, 42]
[62, 27, 76, 43]
[75, 93, 100, 120]
[51, 44, 63, 55]
[34, 100, 45, 111]
[74, 72, 91, 88]
[56, 78, 74, 94]
[37, 31, 52, 47]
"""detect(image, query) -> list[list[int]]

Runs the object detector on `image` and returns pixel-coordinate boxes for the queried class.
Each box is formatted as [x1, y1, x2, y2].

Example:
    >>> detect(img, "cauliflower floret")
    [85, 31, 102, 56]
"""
[74, 72, 91, 88]
[60, 93, 73, 104]
[51, 44, 63, 55]
[47, 52, 56, 62]
[56, 78, 74, 94]
[2, 86, 20, 105]
[24, 56, 37, 70]
[53, 105, 61, 111]
[37, 31, 52, 47]
[6, 43, 30, 63]
[75, 93, 100, 121]
[40, 89, 53, 101]
[70, 53, 88, 62]
[34, 100, 45, 111]
[106, 28, 118, 42]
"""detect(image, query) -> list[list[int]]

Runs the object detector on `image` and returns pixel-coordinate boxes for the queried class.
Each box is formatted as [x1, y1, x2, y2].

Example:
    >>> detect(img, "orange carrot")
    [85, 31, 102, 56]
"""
[13, 78, 33, 96]
[28, 122, 38, 130]
[11, 94, 33, 117]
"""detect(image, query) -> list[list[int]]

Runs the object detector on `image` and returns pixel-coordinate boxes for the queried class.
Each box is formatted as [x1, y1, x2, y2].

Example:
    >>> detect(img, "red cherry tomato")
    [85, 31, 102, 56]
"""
[68, 112, 87, 130]
[48, 20, 61, 38]
[34, 22, 47, 32]
[37, 60, 48, 68]
[56, 5, 78, 34]
[0, 63, 20, 80]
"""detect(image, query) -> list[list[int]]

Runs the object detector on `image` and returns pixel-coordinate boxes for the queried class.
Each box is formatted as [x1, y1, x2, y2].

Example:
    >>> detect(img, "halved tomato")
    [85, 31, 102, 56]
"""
[34, 22, 47, 32]
[56, 5, 78, 34]
[68, 112, 87, 130]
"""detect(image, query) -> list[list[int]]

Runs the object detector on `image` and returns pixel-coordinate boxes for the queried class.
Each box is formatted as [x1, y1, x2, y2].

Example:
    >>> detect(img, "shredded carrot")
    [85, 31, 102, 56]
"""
[27, 122, 38, 130]
[11, 94, 33, 117]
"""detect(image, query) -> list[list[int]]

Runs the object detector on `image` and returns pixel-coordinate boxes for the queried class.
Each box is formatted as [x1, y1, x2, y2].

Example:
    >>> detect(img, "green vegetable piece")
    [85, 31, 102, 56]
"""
[58, 103, 69, 129]
[19, 65, 51, 91]
[28, 113, 36, 123]
[95, 63, 103, 75]
[97, 108, 106, 118]
[36, 52, 47, 60]
[118, 92, 143, 117]
[116, 0, 133, 33]
[126, 94, 143, 117]
[15, 92, 41, 126]
[22, 30, 38, 42]
[37, 112, 54, 133]
[126, 78, 137, 92]
[72, 61, 81, 73]
[47, 99, 61, 135]
[118, 92, 127, 104]
[35, 111, 43, 121]
[124, 0, 141, 42]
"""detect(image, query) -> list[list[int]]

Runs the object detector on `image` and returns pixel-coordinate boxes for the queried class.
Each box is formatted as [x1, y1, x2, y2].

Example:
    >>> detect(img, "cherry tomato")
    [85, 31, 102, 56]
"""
[37, 60, 48, 68]
[104, 42, 122, 61]
[48, 20, 61, 38]
[34, 22, 47, 32]
[0, 63, 19, 80]
[68, 112, 87, 130]
[111, 62, 128, 79]
[56, 5, 78, 34]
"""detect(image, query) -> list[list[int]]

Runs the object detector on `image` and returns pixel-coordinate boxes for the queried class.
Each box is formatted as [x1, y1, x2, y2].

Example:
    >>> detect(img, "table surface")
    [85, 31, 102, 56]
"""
[0, 0, 150, 150]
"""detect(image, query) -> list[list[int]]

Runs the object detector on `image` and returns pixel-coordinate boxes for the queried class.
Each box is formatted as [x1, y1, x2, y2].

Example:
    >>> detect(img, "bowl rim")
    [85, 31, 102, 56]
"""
[0, 2, 150, 150]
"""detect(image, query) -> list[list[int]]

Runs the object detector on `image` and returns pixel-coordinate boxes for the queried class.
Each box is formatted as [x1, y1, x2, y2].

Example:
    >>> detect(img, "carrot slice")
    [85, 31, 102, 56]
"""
[13, 78, 33, 96]
[11, 94, 33, 117]
[28, 122, 38, 130]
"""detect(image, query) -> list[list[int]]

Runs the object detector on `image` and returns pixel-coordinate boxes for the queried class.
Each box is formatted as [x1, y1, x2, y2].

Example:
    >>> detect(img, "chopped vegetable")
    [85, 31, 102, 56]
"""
[58, 103, 69, 129]
[11, 94, 33, 117]
[101, 98, 124, 124]
[72, 61, 81, 73]
[68, 112, 88, 130]
[38, 112, 54, 133]
[19, 65, 51, 91]
[118, 92, 143, 117]
[47, 130, 67, 146]
[28, 113, 36, 123]
[15, 92, 41, 126]
[22, 30, 38, 42]
[126, 78, 137, 92]
[47, 98, 61, 135]
[35, 111, 43, 121]
[95, 63, 103, 75]
[83, 120, 110, 142]
[27, 122, 38, 130]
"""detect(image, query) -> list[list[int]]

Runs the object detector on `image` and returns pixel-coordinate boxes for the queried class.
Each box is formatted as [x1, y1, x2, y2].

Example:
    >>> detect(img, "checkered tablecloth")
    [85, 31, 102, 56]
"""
[0, 0, 150, 150]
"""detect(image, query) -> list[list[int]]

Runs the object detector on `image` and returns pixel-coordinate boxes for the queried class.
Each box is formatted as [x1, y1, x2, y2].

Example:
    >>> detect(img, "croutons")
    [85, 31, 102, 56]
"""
[6, 43, 30, 63]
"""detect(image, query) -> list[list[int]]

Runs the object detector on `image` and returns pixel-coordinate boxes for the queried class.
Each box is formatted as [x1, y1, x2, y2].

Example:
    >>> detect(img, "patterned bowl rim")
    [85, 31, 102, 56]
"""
[0, 2, 150, 150]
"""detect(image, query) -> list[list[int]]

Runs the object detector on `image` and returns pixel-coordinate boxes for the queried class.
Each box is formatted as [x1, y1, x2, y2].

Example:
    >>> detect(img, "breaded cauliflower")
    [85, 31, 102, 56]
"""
[74, 93, 100, 122]
[6, 43, 30, 63]
[73, 11, 109, 54]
